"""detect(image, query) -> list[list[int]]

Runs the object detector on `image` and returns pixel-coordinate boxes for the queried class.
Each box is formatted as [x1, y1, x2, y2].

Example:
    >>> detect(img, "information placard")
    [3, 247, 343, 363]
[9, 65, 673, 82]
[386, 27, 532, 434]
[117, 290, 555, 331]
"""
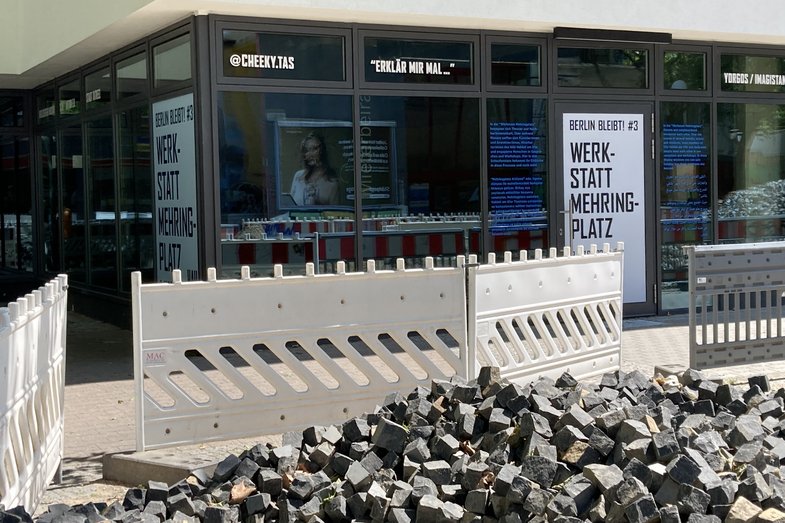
[153, 93, 198, 282]
[563, 113, 646, 303]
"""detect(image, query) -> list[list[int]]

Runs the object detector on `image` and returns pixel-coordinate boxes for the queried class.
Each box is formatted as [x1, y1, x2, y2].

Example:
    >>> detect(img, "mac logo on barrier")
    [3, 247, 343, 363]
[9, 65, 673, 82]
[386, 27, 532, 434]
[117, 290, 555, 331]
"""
[144, 351, 167, 366]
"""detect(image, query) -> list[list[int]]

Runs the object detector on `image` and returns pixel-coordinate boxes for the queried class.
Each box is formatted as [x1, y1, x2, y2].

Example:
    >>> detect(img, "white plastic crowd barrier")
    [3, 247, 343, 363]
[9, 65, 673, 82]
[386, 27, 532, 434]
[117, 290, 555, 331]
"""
[467, 244, 624, 383]
[0, 275, 68, 514]
[132, 260, 468, 451]
[133, 244, 625, 451]
[686, 242, 785, 369]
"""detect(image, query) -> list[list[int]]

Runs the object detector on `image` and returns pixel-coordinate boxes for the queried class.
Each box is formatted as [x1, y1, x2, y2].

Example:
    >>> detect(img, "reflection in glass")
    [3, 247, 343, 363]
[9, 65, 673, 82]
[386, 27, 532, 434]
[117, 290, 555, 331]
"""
[361, 96, 480, 267]
[87, 118, 117, 289]
[61, 126, 85, 281]
[117, 52, 147, 99]
[557, 47, 648, 89]
[0, 97, 24, 127]
[59, 78, 81, 117]
[37, 89, 56, 123]
[0, 138, 32, 271]
[154, 34, 191, 89]
[721, 54, 785, 93]
[487, 98, 548, 258]
[659, 102, 712, 310]
[118, 107, 153, 291]
[664, 52, 706, 91]
[39, 133, 59, 272]
[85, 66, 112, 110]
[217, 91, 355, 277]
[490, 44, 541, 87]
[717, 103, 785, 243]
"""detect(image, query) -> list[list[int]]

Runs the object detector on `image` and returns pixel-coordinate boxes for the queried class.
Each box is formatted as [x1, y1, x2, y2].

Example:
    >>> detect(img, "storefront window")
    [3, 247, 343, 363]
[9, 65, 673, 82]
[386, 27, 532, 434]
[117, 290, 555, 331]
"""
[660, 102, 711, 309]
[721, 54, 785, 93]
[222, 30, 346, 82]
[0, 138, 32, 271]
[0, 97, 24, 127]
[61, 125, 85, 281]
[490, 44, 541, 87]
[487, 98, 548, 257]
[117, 52, 148, 100]
[86, 117, 117, 289]
[39, 133, 59, 272]
[717, 103, 785, 243]
[85, 66, 112, 110]
[360, 96, 480, 266]
[217, 91, 355, 277]
[58, 78, 81, 117]
[363, 37, 474, 85]
[664, 51, 706, 91]
[36, 89, 56, 123]
[118, 107, 153, 291]
[154, 34, 191, 89]
[557, 47, 648, 89]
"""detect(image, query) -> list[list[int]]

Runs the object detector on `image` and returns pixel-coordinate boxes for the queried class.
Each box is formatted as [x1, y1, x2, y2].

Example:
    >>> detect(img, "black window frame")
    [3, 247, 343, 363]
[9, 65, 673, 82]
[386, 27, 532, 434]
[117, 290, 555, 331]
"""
[716, 45, 785, 98]
[657, 43, 713, 97]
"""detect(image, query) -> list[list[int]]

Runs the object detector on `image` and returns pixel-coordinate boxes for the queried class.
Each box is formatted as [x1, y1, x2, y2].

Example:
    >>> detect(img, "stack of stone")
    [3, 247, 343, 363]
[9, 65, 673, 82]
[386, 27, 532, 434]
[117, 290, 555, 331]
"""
[7, 367, 785, 522]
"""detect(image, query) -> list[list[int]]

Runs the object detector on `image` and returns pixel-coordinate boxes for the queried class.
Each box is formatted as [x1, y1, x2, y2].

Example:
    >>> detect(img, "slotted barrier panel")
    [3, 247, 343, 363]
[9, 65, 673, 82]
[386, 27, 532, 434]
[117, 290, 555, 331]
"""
[132, 260, 468, 451]
[467, 245, 624, 383]
[687, 242, 785, 369]
[0, 275, 68, 514]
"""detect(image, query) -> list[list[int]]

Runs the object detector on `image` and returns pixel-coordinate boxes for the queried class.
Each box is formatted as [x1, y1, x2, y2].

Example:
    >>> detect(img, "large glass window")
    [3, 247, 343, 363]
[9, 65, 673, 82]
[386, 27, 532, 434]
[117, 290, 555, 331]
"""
[360, 96, 480, 267]
[557, 47, 648, 89]
[86, 117, 117, 289]
[118, 107, 153, 291]
[154, 34, 191, 89]
[487, 98, 548, 257]
[0, 138, 32, 271]
[363, 37, 474, 85]
[222, 30, 345, 82]
[717, 103, 785, 243]
[61, 126, 85, 281]
[217, 91, 355, 277]
[660, 102, 711, 309]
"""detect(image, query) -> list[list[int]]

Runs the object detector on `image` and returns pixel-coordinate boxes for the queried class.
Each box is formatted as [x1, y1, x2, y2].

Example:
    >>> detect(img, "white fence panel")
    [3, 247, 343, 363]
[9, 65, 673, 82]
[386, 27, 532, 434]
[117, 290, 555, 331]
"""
[0, 275, 68, 514]
[132, 259, 467, 451]
[468, 245, 623, 383]
[687, 242, 785, 369]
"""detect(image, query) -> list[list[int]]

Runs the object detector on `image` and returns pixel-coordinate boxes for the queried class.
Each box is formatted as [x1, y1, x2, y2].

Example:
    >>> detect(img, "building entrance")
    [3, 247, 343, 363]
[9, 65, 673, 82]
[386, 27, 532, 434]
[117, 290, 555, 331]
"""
[556, 102, 656, 315]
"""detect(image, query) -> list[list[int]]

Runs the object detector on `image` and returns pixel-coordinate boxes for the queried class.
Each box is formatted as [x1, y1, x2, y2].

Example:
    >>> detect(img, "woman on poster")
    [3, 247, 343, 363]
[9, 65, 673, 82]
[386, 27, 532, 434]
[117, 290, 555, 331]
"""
[289, 132, 339, 206]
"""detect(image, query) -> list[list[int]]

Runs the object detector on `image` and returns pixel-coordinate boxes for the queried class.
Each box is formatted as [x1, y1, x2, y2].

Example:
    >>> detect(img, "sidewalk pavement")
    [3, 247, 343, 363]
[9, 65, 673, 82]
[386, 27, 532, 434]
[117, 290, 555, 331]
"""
[33, 310, 785, 513]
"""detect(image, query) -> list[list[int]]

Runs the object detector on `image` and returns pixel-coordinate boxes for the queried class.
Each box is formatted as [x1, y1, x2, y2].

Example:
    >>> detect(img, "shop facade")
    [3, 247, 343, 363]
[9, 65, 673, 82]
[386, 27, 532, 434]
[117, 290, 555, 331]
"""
[4, 10, 785, 321]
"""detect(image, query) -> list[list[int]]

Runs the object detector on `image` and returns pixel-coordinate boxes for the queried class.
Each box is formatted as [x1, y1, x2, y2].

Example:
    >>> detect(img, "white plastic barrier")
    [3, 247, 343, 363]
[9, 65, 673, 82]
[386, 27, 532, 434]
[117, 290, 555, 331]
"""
[0, 275, 68, 514]
[686, 242, 785, 369]
[132, 260, 468, 451]
[467, 245, 623, 383]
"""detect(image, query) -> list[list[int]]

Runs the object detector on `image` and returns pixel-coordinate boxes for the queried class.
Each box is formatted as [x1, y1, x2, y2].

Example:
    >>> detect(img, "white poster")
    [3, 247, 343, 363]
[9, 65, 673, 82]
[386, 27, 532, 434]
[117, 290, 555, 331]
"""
[153, 93, 198, 282]
[563, 113, 646, 303]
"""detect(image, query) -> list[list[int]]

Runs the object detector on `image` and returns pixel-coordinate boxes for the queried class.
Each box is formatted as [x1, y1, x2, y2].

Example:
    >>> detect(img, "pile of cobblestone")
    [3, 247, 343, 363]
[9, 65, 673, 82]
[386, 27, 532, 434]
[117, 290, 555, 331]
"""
[6, 367, 785, 522]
